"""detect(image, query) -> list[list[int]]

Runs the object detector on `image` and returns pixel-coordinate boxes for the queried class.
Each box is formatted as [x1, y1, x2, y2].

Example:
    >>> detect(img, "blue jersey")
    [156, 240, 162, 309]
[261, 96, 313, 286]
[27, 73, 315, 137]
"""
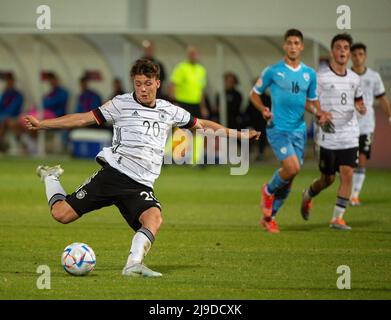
[43, 86, 69, 117]
[76, 89, 102, 113]
[0, 88, 23, 121]
[253, 60, 317, 131]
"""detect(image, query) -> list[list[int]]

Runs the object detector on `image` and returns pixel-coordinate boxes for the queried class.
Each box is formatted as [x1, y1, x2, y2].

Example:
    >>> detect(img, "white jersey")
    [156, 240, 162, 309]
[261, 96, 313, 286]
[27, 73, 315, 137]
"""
[92, 93, 196, 188]
[353, 68, 386, 135]
[316, 66, 363, 150]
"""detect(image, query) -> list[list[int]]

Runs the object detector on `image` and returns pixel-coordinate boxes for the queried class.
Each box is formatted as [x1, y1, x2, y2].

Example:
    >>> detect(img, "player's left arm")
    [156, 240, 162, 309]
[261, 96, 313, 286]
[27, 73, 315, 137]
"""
[192, 118, 261, 141]
[374, 72, 391, 125]
[305, 70, 333, 127]
[376, 95, 391, 126]
[24, 111, 97, 130]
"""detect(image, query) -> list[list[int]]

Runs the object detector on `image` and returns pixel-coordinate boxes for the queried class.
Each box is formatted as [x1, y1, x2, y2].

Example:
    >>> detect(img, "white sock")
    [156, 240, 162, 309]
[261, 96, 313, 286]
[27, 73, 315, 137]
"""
[333, 205, 346, 220]
[333, 197, 349, 220]
[126, 227, 155, 266]
[44, 175, 66, 207]
[352, 170, 366, 199]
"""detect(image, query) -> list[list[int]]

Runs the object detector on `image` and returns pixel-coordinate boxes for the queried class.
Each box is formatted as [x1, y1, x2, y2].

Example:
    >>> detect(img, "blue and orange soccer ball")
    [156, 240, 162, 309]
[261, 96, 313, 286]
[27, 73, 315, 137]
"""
[61, 243, 96, 276]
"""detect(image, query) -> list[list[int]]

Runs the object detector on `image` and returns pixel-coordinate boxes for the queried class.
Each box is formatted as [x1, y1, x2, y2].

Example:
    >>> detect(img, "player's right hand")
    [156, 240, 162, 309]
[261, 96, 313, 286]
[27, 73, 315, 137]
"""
[24, 115, 41, 130]
[261, 107, 273, 122]
[317, 111, 335, 133]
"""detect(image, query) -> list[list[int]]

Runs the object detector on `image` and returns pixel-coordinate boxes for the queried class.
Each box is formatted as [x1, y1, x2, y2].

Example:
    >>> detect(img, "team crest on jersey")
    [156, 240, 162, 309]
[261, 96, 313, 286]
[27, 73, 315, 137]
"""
[303, 73, 310, 82]
[159, 112, 167, 121]
[76, 189, 87, 200]
[280, 147, 287, 155]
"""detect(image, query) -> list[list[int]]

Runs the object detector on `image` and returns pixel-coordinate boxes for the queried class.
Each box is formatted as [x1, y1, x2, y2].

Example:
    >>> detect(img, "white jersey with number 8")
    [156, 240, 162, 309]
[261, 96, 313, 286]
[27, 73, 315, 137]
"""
[316, 67, 363, 150]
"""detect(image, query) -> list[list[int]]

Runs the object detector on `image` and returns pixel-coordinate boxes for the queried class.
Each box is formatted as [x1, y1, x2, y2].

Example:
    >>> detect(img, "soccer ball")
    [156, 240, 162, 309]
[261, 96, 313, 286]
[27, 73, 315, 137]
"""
[61, 242, 96, 276]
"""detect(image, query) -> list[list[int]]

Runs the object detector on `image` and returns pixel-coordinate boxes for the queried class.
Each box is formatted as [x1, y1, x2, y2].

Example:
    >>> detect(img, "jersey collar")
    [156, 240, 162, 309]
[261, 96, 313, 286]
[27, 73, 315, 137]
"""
[329, 64, 347, 77]
[284, 61, 302, 72]
[351, 67, 367, 76]
[132, 92, 157, 109]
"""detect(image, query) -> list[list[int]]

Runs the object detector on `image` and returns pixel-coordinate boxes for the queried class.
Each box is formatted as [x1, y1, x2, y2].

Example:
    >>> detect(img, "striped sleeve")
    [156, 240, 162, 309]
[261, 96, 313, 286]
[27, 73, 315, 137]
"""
[93, 99, 121, 125]
[172, 105, 195, 128]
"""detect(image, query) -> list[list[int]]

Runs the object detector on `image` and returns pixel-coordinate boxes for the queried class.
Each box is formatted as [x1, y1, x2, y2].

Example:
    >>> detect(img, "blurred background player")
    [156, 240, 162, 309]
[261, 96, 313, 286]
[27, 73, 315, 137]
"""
[301, 34, 366, 230]
[350, 43, 391, 206]
[250, 29, 328, 233]
[110, 77, 125, 99]
[215, 72, 243, 129]
[41, 72, 69, 118]
[169, 46, 209, 164]
[243, 79, 270, 161]
[19, 72, 69, 154]
[0, 73, 23, 153]
[75, 75, 102, 114]
[141, 40, 166, 99]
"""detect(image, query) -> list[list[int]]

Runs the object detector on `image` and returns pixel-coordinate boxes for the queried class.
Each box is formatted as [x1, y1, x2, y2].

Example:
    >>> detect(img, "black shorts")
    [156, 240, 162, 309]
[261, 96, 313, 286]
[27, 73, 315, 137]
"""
[66, 164, 161, 231]
[319, 146, 359, 175]
[359, 134, 373, 159]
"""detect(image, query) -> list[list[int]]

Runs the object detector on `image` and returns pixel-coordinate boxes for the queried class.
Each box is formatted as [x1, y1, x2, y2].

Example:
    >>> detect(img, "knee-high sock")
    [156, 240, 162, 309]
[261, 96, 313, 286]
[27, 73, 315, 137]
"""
[333, 196, 349, 220]
[267, 170, 290, 195]
[352, 168, 366, 199]
[126, 227, 155, 266]
[44, 175, 66, 208]
[271, 183, 292, 218]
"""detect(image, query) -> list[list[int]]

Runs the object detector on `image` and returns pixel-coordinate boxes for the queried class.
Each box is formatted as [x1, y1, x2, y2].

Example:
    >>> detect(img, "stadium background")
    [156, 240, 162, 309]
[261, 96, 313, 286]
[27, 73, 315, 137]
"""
[0, 0, 390, 166]
[1, 0, 391, 301]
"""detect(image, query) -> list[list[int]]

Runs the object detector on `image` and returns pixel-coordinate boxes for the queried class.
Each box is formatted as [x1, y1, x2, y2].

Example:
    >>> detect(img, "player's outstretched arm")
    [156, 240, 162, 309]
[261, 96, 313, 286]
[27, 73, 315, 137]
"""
[24, 111, 97, 131]
[193, 119, 261, 141]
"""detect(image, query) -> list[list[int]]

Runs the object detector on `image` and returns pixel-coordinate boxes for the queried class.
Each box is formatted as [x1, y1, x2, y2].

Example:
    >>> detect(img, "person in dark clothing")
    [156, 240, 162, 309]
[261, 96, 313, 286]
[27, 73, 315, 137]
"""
[215, 72, 243, 129]
[0, 73, 24, 151]
[110, 78, 125, 99]
[43, 73, 69, 118]
[75, 76, 102, 113]
[141, 40, 166, 99]
[243, 87, 270, 157]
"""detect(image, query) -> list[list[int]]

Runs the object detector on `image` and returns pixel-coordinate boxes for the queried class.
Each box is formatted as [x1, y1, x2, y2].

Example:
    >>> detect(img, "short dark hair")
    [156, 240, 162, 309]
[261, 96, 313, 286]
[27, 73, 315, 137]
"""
[224, 72, 239, 85]
[331, 33, 353, 49]
[351, 42, 367, 53]
[80, 75, 89, 83]
[130, 59, 160, 80]
[284, 29, 304, 41]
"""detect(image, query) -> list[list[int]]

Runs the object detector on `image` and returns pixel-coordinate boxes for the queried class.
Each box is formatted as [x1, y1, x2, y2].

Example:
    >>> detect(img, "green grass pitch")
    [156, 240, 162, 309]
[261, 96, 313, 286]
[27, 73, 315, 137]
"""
[1, 156, 391, 299]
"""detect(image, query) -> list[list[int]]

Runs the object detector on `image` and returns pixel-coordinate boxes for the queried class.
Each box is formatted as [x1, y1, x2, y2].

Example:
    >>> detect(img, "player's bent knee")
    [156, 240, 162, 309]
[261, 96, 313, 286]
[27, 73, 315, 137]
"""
[139, 207, 163, 232]
[151, 209, 163, 228]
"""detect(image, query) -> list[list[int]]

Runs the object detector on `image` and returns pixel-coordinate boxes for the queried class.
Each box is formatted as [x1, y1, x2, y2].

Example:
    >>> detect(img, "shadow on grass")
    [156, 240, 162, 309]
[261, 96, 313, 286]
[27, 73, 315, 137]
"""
[280, 220, 381, 232]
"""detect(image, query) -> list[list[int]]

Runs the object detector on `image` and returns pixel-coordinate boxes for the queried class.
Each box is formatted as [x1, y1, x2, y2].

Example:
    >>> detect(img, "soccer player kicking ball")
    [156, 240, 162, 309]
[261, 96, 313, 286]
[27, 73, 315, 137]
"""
[250, 29, 331, 233]
[350, 43, 391, 206]
[25, 59, 261, 277]
[301, 34, 366, 230]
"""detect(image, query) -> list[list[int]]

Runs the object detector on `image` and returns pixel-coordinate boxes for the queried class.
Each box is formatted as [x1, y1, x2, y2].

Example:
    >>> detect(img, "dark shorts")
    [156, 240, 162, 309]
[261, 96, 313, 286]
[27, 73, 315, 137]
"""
[359, 134, 373, 159]
[319, 146, 359, 176]
[66, 164, 161, 231]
